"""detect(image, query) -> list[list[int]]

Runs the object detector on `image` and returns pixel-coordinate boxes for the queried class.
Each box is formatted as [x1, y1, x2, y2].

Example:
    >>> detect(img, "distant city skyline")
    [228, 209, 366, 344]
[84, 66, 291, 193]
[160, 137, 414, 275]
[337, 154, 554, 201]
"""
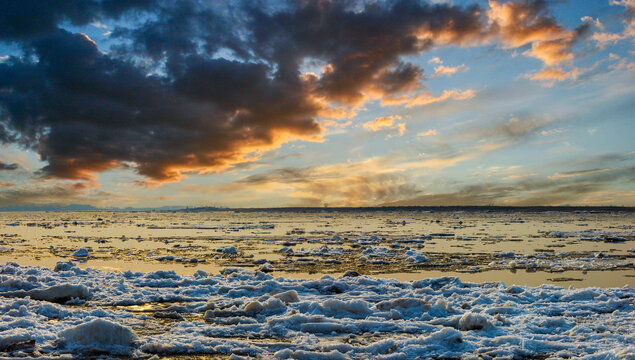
[0, 0, 634, 207]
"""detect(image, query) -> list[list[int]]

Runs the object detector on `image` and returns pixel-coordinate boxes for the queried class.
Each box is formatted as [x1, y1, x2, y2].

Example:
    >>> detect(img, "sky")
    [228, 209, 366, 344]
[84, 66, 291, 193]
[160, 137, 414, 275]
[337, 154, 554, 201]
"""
[0, 0, 634, 208]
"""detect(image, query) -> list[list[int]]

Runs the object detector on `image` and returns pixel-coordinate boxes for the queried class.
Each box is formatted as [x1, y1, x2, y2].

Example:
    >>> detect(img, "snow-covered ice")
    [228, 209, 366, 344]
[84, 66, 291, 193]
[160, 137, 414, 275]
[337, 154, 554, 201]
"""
[0, 261, 633, 358]
[71, 248, 89, 257]
[58, 318, 137, 354]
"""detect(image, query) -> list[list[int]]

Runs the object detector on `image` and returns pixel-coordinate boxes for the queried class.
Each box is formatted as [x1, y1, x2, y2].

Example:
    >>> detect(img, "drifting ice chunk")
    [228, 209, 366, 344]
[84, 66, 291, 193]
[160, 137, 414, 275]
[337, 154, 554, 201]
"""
[1, 284, 90, 303]
[405, 249, 430, 263]
[259, 263, 274, 272]
[58, 318, 137, 351]
[30, 284, 91, 302]
[220, 246, 237, 254]
[493, 252, 515, 258]
[72, 248, 89, 257]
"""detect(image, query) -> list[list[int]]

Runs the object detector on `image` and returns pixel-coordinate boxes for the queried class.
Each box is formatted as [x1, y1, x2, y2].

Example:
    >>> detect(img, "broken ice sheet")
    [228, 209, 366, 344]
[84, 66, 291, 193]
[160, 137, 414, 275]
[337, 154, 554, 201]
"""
[0, 262, 633, 358]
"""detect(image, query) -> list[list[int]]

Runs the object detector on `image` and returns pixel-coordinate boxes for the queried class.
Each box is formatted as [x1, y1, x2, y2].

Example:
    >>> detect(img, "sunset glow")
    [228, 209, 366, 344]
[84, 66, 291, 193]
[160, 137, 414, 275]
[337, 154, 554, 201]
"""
[0, 0, 633, 208]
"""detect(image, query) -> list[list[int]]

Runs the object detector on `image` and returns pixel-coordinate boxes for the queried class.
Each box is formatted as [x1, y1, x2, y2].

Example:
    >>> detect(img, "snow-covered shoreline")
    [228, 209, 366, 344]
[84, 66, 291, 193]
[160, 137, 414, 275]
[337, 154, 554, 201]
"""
[0, 261, 633, 359]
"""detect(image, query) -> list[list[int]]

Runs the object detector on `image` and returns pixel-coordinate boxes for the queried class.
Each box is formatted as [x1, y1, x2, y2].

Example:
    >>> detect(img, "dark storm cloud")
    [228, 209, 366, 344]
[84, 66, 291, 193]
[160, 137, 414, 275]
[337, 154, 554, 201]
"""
[0, 0, 583, 183]
[247, 0, 484, 103]
[110, 1, 246, 61]
[0, 161, 18, 171]
[1, 29, 321, 182]
[0, 0, 154, 41]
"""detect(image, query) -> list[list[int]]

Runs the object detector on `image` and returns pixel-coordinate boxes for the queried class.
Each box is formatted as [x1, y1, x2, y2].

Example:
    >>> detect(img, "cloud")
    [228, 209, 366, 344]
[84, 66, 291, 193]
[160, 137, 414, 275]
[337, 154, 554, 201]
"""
[383, 165, 635, 206]
[611, 0, 635, 11]
[384, 89, 476, 107]
[417, 129, 438, 136]
[363, 115, 401, 131]
[487, 0, 563, 47]
[321, 120, 353, 128]
[539, 128, 565, 136]
[1, 30, 323, 183]
[0, 0, 154, 41]
[462, 116, 554, 141]
[0, 160, 18, 171]
[186, 151, 635, 208]
[363, 115, 406, 138]
[525, 68, 573, 81]
[0, 182, 105, 206]
[598, 0, 635, 46]
[550, 168, 612, 179]
[0, 0, 593, 185]
[488, 0, 590, 73]
[524, 60, 603, 86]
[581, 16, 603, 30]
[248, 0, 486, 105]
[609, 56, 635, 71]
[205, 158, 420, 206]
[591, 32, 625, 43]
[431, 64, 469, 78]
[90, 21, 109, 29]
[402, 142, 509, 172]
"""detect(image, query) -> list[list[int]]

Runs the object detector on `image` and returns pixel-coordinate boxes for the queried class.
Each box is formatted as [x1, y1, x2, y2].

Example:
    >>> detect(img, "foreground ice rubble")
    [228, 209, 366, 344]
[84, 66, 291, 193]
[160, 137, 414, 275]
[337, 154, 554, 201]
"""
[58, 318, 137, 354]
[0, 262, 633, 359]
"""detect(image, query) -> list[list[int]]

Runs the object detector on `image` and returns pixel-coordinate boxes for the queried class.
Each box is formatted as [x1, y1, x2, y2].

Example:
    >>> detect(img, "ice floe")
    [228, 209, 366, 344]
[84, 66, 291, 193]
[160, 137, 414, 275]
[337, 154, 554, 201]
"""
[0, 261, 632, 358]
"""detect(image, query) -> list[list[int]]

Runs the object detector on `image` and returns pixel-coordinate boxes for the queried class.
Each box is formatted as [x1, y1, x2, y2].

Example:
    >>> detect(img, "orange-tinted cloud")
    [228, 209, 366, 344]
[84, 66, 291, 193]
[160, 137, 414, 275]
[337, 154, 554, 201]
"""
[203, 158, 419, 207]
[488, 0, 589, 66]
[550, 168, 612, 179]
[523, 36, 576, 65]
[363, 115, 402, 131]
[363, 115, 406, 137]
[0, 0, 593, 185]
[384, 89, 476, 108]
[487, 0, 564, 47]
[417, 129, 438, 137]
[525, 68, 574, 81]
[431, 64, 469, 78]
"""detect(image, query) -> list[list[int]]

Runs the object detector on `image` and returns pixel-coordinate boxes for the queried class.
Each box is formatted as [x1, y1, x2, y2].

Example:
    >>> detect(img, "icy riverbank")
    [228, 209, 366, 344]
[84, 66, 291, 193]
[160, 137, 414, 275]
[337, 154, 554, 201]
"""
[0, 262, 633, 359]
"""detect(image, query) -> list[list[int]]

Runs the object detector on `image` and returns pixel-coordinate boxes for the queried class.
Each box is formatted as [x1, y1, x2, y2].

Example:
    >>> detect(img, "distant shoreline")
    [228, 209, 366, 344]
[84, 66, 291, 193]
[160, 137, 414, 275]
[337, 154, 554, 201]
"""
[1, 205, 633, 213]
[179, 205, 635, 213]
